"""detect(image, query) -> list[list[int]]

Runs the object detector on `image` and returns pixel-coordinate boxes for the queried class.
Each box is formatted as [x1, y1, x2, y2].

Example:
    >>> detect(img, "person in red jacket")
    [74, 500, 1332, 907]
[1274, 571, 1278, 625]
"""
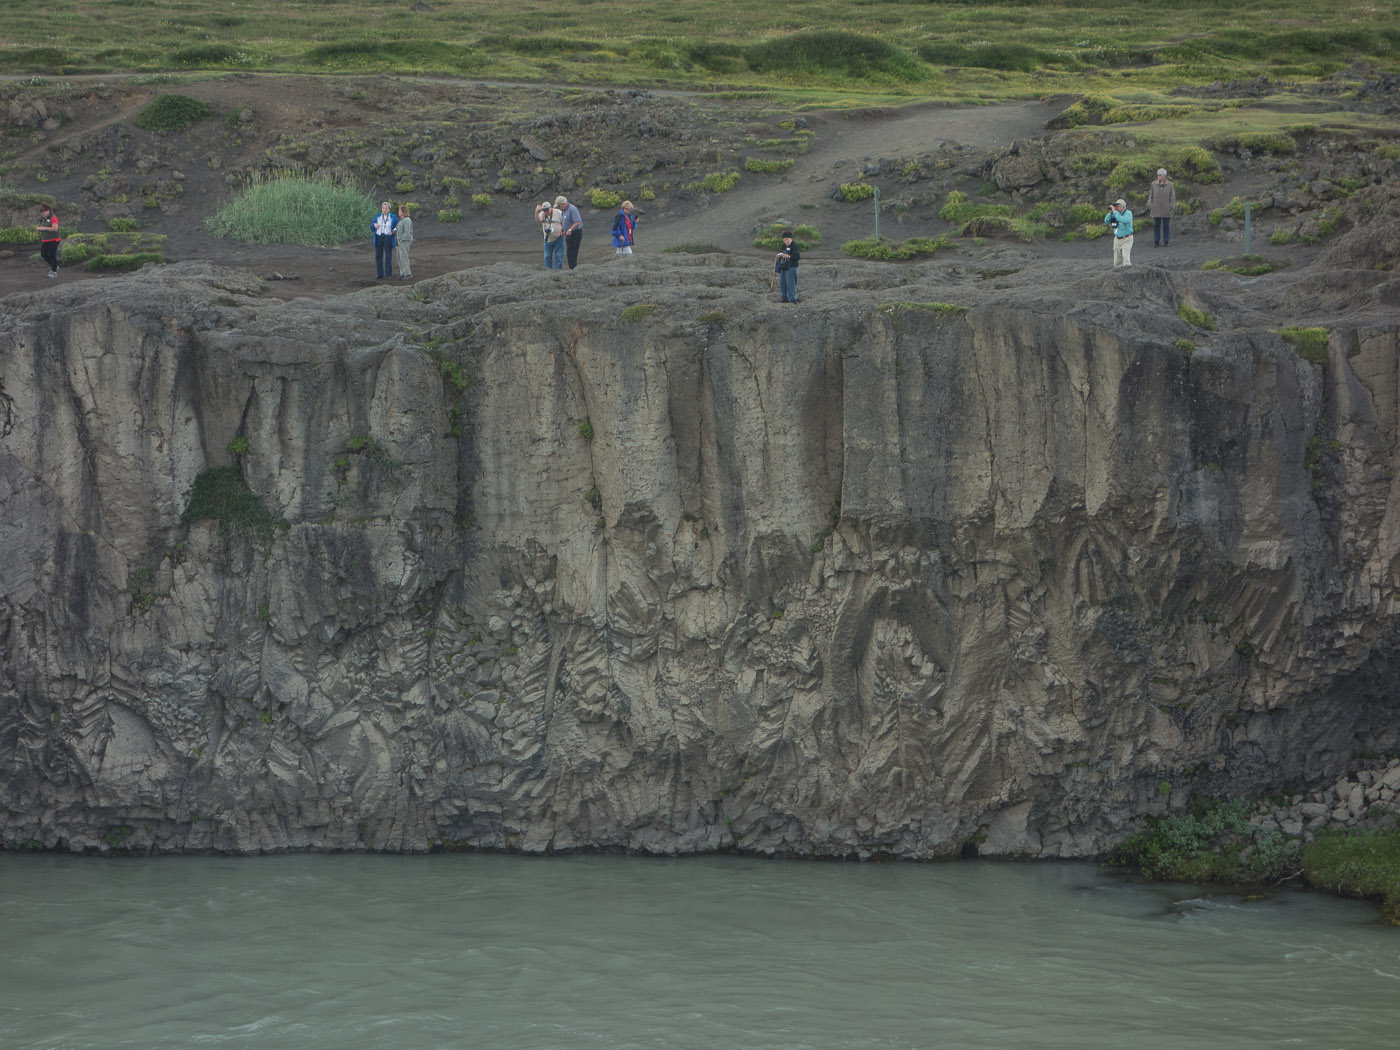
[36, 204, 60, 278]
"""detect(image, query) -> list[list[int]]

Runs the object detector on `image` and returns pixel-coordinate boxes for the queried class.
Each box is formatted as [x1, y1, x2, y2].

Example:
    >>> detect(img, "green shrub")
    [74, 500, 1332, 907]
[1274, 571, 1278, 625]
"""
[438, 209, 462, 223]
[839, 181, 875, 202]
[693, 171, 740, 194]
[0, 226, 38, 245]
[85, 252, 164, 272]
[753, 224, 820, 250]
[225, 436, 249, 456]
[132, 94, 212, 132]
[578, 418, 596, 440]
[1237, 132, 1297, 154]
[621, 304, 658, 322]
[1113, 798, 1299, 883]
[1270, 229, 1293, 246]
[587, 188, 622, 208]
[744, 30, 926, 83]
[744, 157, 794, 174]
[1209, 196, 1250, 226]
[205, 172, 373, 245]
[938, 190, 1011, 224]
[1279, 326, 1329, 363]
[107, 217, 139, 233]
[1202, 256, 1277, 276]
[470, 193, 492, 209]
[842, 235, 952, 260]
[1178, 303, 1218, 331]
[182, 466, 285, 537]
[1067, 203, 1103, 225]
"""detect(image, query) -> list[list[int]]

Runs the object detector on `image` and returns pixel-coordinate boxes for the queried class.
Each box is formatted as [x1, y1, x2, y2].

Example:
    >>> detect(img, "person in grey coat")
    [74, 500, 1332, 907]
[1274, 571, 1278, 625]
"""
[394, 205, 414, 279]
[1147, 168, 1175, 248]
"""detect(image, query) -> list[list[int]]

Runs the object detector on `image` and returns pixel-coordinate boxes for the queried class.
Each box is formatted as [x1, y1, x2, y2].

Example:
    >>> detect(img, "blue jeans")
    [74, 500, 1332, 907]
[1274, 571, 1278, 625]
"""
[1154, 217, 1171, 245]
[543, 237, 565, 268]
[779, 267, 797, 302]
[375, 236, 394, 277]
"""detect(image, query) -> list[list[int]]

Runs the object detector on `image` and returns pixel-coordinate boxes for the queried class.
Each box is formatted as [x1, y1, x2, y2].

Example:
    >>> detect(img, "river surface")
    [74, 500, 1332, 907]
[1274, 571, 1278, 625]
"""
[2, 853, 1396, 1050]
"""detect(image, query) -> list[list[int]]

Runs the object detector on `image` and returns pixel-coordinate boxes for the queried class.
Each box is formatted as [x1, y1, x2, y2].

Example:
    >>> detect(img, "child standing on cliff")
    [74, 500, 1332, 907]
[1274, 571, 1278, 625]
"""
[36, 204, 60, 278]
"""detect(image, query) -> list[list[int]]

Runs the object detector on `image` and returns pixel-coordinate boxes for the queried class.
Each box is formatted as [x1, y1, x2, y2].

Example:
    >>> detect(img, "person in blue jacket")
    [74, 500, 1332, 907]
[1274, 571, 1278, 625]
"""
[611, 201, 636, 257]
[372, 200, 397, 279]
[1103, 198, 1134, 267]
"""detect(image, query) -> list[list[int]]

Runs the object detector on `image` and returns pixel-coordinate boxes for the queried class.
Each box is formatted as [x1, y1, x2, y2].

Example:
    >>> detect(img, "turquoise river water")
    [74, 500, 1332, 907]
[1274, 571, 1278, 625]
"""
[2, 853, 1397, 1050]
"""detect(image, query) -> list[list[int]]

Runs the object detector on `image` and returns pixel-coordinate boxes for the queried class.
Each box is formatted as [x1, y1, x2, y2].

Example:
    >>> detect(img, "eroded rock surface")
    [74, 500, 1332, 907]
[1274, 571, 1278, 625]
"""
[3, 193, 1399, 856]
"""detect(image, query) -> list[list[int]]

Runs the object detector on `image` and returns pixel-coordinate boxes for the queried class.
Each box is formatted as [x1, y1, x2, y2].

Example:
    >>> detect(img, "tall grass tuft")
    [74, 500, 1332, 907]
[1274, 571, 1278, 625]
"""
[204, 171, 374, 245]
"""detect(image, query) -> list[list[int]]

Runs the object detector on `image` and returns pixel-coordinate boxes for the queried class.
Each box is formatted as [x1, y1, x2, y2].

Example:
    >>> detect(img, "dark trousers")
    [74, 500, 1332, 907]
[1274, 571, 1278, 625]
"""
[1154, 217, 1171, 245]
[375, 235, 394, 276]
[40, 240, 59, 272]
[565, 228, 582, 269]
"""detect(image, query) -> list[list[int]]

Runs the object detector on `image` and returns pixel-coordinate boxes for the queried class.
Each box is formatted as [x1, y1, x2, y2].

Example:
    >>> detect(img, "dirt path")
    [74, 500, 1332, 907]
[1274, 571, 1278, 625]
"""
[646, 99, 1063, 254]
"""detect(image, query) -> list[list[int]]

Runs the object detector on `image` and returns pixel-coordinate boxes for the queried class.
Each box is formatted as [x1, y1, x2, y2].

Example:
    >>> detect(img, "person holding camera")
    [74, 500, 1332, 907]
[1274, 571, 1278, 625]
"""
[775, 230, 800, 303]
[535, 200, 564, 268]
[371, 200, 397, 279]
[556, 194, 583, 269]
[1148, 168, 1175, 248]
[1103, 198, 1134, 267]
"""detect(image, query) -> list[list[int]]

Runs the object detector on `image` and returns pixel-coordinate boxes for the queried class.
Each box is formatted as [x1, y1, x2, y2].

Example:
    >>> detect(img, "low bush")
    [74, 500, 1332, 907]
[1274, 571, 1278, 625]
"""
[745, 30, 926, 83]
[1112, 798, 1300, 883]
[1178, 303, 1218, 331]
[1279, 326, 1329, 363]
[621, 304, 658, 322]
[587, 188, 622, 208]
[85, 251, 164, 272]
[204, 171, 373, 245]
[842, 235, 952, 261]
[438, 209, 462, 223]
[753, 223, 820, 250]
[182, 466, 285, 537]
[744, 157, 794, 174]
[938, 190, 1011, 225]
[839, 181, 875, 202]
[692, 171, 740, 194]
[133, 94, 212, 132]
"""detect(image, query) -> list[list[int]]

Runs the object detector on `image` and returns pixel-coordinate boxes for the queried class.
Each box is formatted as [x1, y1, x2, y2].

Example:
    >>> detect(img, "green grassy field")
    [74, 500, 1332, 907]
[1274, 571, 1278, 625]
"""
[3, 0, 1398, 104]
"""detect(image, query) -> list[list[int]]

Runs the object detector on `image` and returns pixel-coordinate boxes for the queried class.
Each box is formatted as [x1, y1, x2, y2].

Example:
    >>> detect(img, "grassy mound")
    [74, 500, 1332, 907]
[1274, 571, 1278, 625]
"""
[133, 94, 212, 132]
[1303, 829, 1400, 925]
[204, 172, 374, 246]
[744, 31, 926, 83]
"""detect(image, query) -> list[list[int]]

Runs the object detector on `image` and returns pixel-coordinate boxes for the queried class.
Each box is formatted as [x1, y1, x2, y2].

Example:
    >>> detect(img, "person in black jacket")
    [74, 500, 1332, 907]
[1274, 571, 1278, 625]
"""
[775, 230, 800, 303]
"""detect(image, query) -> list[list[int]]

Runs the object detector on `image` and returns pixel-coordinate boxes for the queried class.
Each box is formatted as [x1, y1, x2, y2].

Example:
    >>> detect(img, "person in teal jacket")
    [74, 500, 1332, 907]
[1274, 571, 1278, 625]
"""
[1103, 198, 1134, 267]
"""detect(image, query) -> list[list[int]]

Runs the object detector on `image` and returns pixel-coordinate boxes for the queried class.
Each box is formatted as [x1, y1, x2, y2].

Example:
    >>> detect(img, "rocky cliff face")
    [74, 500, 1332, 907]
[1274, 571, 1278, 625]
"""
[4, 198, 1400, 857]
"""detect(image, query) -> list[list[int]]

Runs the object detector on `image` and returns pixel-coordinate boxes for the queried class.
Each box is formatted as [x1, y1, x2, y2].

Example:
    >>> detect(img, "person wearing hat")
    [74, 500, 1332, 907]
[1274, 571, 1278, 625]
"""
[556, 194, 583, 269]
[535, 199, 565, 268]
[1103, 198, 1135, 267]
[1147, 168, 1175, 248]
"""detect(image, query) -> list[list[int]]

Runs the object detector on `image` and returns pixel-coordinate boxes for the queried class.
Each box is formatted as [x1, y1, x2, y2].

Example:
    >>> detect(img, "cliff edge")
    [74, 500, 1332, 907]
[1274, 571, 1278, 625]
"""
[3, 188, 1399, 856]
